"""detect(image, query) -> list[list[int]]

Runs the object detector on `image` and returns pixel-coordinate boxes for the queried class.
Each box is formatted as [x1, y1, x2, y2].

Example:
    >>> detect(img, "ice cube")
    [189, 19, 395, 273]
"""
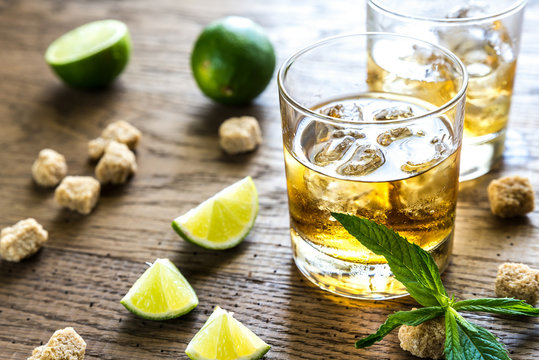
[463, 42, 499, 77]
[336, 144, 385, 176]
[377, 127, 413, 146]
[437, 20, 513, 78]
[302, 171, 345, 212]
[313, 136, 355, 166]
[320, 103, 364, 121]
[398, 45, 456, 83]
[320, 104, 344, 118]
[401, 141, 448, 174]
[332, 129, 365, 139]
[313, 122, 335, 143]
[445, 3, 487, 19]
[373, 106, 414, 121]
[302, 170, 390, 219]
[486, 21, 515, 63]
[438, 27, 495, 77]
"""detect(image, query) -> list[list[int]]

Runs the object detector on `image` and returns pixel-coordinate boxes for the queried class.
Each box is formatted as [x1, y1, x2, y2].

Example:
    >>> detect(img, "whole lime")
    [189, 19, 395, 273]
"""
[45, 19, 131, 89]
[191, 16, 276, 105]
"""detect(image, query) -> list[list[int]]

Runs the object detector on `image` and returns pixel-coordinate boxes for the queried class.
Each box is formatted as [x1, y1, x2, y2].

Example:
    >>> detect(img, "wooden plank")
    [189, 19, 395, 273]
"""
[0, 0, 538, 359]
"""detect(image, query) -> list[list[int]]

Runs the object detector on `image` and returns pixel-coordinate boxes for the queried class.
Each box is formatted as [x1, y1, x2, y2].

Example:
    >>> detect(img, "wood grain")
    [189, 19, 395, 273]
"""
[0, 0, 538, 359]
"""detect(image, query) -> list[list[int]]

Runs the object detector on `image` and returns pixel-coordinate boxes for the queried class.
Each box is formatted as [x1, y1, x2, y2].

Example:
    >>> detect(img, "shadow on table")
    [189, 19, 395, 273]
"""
[0, 249, 46, 288]
[277, 258, 418, 359]
[112, 306, 200, 357]
[186, 101, 271, 162]
[38, 83, 125, 121]
[457, 164, 532, 250]
[186, 100, 271, 136]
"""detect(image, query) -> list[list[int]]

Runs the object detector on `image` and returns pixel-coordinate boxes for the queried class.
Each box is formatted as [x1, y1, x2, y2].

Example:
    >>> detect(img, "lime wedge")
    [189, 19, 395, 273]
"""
[45, 19, 131, 89]
[186, 306, 270, 360]
[120, 259, 198, 320]
[172, 176, 258, 250]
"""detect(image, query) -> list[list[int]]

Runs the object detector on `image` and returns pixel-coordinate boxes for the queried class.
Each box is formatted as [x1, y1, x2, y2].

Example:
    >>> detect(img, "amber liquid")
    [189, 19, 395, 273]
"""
[367, 20, 517, 138]
[285, 94, 460, 267]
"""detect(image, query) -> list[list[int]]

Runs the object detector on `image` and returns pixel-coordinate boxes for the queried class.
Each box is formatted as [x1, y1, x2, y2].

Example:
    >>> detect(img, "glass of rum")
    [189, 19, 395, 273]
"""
[278, 33, 468, 300]
[367, 0, 527, 181]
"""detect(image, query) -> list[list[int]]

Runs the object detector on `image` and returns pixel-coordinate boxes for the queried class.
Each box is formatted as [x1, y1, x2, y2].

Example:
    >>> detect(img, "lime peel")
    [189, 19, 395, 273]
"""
[45, 19, 131, 88]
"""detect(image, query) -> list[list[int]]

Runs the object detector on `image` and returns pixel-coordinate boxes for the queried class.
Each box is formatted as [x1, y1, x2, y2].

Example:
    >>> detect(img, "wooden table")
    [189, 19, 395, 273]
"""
[0, 0, 538, 359]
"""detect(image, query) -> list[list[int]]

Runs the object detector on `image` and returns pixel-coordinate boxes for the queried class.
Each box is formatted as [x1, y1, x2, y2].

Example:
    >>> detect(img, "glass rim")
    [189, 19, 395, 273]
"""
[277, 32, 468, 126]
[367, 0, 527, 24]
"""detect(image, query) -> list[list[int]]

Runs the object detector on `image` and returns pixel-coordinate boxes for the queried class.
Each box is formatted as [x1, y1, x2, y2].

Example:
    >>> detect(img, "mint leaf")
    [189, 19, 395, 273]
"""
[355, 306, 445, 348]
[332, 213, 448, 307]
[454, 298, 539, 317]
[335, 214, 529, 359]
[444, 310, 464, 360]
[455, 316, 511, 360]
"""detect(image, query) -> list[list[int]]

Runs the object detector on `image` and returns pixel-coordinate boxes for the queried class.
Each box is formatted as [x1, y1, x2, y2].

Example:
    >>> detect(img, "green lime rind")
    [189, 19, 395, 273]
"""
[120, 259, 198, 321]
[45, 19, 131, 89]
[185, 346, 270, 360]
[121, 297, 198, 321]
[191, 16, 276, 105]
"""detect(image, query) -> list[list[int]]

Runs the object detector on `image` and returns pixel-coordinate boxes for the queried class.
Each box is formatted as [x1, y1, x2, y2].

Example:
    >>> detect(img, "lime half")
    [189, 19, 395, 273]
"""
[186, 306, 270, 360]
[172, 176, 258, 250]
[45, 19, 131, 89]
[120, 258, 198, 320]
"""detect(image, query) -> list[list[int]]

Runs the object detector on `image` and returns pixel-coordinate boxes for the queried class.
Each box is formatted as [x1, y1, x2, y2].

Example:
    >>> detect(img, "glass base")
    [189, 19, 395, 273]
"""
[459, 129, 506, 182]
[291, 228, 453, 300]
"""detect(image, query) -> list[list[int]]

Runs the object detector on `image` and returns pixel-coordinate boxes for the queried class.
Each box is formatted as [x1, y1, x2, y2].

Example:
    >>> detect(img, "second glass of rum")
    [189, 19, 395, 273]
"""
[278, 33, 468, 300]
[367, 0, 527, 181]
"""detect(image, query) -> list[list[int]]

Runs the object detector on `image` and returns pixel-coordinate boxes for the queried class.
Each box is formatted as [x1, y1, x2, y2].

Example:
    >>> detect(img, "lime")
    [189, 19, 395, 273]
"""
[120, 258, 198, 320]
[171, 176, 258, 250]
[191, 16, 276, 105]
[185, 306, 270, 360]
[45, 19, 131, 89]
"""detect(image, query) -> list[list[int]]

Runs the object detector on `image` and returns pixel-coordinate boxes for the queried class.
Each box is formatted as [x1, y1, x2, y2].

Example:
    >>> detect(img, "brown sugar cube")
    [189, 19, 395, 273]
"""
[495, 262, 539, 305]
[95, 141, 137, 184]
[101, 120, 141, 149]
[102, 120, 141, 149]
[398, 315, 445, 359]
[88, 137, 108, 160]
[487, 176, 535, 218]
[219, 116, 262, 155]
[54, 176, 100, 215]
[28, 327, 86, 360]
[31, 149, 67, 187]
[0, 218, 48, 262]
[88, 120, 141, 160]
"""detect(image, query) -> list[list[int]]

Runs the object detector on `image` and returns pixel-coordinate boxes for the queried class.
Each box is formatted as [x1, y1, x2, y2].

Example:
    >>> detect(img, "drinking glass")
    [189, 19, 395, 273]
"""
[367, 0, 526, 181]
[278, 33, 467, 299]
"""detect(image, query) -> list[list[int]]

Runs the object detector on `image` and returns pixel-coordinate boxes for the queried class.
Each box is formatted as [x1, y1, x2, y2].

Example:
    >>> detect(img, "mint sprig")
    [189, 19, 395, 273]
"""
[332, 213, 539, 359]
